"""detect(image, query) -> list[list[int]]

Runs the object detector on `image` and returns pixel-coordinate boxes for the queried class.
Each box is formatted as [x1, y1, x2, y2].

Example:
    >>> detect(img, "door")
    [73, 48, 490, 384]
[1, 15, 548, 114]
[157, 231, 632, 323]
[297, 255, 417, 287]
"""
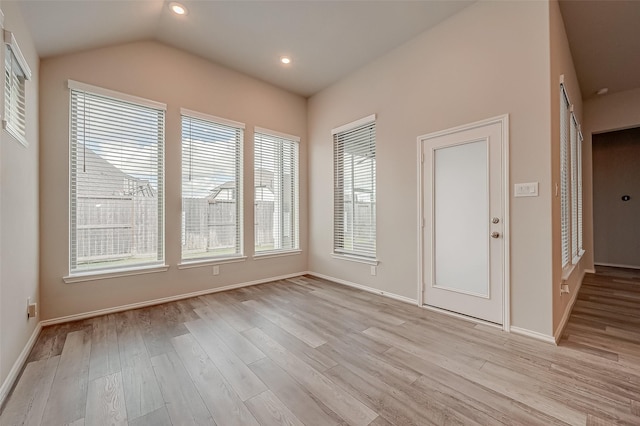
[420, 116, 507, 325]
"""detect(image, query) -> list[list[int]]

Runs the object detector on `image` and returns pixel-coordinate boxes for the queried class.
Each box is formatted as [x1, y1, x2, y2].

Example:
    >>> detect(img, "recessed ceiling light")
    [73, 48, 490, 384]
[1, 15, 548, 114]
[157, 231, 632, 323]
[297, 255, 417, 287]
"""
[596, 88, 608, 95]
[169, 2, 188, 15]
[280, 56, 291, 65]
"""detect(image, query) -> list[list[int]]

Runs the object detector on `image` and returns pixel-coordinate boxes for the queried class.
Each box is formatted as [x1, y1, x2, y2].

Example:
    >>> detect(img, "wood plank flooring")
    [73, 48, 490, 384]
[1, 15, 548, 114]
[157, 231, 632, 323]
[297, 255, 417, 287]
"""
[2, 271, 640, 425]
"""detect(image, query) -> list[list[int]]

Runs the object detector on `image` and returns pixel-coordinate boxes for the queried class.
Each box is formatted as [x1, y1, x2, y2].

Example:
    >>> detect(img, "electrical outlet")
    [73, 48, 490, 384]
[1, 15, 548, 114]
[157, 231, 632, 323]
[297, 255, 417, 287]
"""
[370, 266, 377, 276]
[213, 265, 220, 276]
[560, 284, 570, 295]
[27, 298, 37, 318]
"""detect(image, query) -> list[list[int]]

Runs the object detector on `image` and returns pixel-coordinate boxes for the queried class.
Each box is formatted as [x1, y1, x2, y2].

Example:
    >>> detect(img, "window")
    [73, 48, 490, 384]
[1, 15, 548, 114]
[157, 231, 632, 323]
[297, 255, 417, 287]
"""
[333, 115, 376, 260]
[3, 30, 31, 146]
[254, 128, 299, 254]
[69, 81, 165, 274]
[181, 110, 244, 262]
[577, 129, 584, 254]
[560, 84, 571, 267]
[560, 78, 583, 269]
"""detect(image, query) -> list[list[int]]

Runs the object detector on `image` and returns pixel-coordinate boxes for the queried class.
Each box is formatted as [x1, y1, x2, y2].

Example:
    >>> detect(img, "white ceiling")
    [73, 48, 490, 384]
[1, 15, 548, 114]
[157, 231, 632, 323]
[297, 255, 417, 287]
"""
[16, 0, 474, 97]
[559, 0, 640, 100]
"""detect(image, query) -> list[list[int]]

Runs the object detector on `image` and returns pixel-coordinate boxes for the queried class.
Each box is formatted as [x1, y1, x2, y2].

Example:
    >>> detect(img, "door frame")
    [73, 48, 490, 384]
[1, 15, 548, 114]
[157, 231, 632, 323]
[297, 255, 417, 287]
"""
[417, 114, 510, 331]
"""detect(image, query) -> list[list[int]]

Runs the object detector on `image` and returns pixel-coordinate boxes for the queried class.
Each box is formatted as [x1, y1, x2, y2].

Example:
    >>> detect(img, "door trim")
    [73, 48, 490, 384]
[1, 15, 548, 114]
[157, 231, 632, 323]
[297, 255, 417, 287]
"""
[417, 114, 510, 331]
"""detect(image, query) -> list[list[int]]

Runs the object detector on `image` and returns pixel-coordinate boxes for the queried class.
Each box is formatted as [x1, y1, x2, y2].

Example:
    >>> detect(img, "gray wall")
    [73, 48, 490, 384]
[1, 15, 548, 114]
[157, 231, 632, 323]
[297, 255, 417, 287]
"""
[40, 41, 308, 320]
[592, 127, 640, 268]
[0, 0, 40, 391]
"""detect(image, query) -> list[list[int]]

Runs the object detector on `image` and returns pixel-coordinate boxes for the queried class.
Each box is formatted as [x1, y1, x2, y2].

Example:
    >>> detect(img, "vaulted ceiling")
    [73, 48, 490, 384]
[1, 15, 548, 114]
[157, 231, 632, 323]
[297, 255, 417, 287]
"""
[14, 1, 640, 100]
[17, 0, 473, 97]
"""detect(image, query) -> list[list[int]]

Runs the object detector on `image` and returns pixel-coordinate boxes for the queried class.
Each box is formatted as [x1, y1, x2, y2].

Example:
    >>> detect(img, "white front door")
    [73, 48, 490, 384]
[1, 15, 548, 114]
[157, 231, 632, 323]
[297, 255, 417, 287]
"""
[420, 116, 507, 325]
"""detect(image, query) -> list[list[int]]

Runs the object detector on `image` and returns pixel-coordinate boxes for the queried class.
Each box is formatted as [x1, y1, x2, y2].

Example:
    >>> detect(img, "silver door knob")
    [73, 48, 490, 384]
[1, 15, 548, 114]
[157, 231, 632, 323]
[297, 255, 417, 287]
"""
[491, 232, 500, 238]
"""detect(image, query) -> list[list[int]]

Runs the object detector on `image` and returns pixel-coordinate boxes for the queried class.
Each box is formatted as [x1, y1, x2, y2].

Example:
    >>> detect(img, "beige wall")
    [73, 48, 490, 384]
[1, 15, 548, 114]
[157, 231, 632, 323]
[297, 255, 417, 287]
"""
[583, 87, 640, 273]
[308, 1, 555, 335]
[592, 128, 640, 268]
[0, 1, 39, 389]
[549, 0, 585, 335]
[39, 41, 307, 320]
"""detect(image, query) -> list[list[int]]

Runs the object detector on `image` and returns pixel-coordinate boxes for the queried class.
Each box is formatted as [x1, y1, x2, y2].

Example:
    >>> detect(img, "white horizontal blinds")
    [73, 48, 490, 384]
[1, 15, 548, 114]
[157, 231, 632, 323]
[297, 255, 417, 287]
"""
[570, 113, 579, 261]
[254, 130, 299, 253]
[577, 129, 584, 253]
[70, 87, 165, 274]
[4, 44, 27, 143]
[560, 84, 571, 267]
[181, 113, 243, 261]
[333, 118, 376, 259]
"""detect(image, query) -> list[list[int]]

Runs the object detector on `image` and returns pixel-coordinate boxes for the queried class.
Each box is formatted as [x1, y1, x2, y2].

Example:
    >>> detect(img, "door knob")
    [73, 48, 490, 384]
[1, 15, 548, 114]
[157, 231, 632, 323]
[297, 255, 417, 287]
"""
[491, 232, 500, 238]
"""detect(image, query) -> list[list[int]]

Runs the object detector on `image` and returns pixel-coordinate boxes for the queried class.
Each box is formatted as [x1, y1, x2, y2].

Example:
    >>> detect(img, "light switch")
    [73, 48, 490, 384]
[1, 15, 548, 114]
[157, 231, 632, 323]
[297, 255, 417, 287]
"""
[514, 182, 538, 197]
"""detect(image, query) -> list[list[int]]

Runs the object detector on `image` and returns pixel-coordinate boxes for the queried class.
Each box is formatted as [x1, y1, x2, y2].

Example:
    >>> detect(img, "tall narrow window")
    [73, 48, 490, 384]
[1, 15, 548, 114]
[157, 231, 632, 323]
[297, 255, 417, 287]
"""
[181, 110, 244, 262]
[577, 129, 584, 254]
[69, 81, 165, 274]
[560, 84, 571, 267]
[570, 113, 579, 262]
[254, 128, 299, 254]
[333, 115, 376, 260]
[3, 30, 31, 146]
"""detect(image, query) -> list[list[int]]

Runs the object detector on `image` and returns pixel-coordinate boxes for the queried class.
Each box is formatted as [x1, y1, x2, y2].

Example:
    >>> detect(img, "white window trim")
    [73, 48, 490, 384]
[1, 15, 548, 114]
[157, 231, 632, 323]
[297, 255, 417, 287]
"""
[331, 114, 376, 135]
[63, 264, 169, 284]
[68, 83, 166, 278]
[180, 111, 245, 262]
[3, 30, 31, 147]
[332, 114, 377, 262]
[253, 249, 302, 260]
[177, 256, 248, 270]
[68, 80, 166, 110]
[253, 127, 300, 255]
[254, 126, 300, 142]
[181, 107, 245, 129]
[331, 253, 380, 266]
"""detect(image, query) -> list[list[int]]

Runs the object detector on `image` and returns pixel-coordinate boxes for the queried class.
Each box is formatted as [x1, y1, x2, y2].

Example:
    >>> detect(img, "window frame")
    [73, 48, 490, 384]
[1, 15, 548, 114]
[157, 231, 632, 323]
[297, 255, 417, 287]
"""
[179, 108, 245, 265]
[3, 29, 31, 147]
[332, 114, 378, 264]
[65, 80, 167, 281]
[253, 127, 300, 257]
[560, 77, 584, 275]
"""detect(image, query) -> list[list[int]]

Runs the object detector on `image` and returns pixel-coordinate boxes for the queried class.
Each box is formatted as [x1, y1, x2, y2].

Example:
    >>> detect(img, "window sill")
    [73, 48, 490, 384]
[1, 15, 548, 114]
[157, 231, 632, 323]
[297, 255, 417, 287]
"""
[177, 256, 247, 270]
[64, 264, 169, 284]
[253, 250, 301, 260]
[3, 122, 28, 147]
[561, 250, 585, 282]
[331, 253, 379, 266]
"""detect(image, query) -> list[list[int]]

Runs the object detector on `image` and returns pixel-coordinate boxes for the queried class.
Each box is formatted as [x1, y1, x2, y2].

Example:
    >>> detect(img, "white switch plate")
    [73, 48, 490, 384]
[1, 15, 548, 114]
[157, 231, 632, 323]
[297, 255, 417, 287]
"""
[213, 265, 220, 276]
[370, 266, 377, 276]
[514, 182, 539, 197]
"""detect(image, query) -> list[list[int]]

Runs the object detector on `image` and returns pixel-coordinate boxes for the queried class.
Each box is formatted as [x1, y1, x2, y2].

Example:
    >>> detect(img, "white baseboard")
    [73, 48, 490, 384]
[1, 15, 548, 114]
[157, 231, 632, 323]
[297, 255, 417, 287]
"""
[584, 268, 596, 274]
[0, 322, 42, 408]
[594, 262, 640, 270]
[509, 326, 556, 345]
[41, 271, 307, 326]
[306, 271, 417, 305]
[553, 268, 586, 343]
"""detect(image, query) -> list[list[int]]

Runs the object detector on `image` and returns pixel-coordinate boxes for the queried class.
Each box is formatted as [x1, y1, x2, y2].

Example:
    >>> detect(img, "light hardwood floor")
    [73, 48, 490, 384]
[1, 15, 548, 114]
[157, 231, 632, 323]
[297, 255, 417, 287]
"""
[2, 271, 640, 425]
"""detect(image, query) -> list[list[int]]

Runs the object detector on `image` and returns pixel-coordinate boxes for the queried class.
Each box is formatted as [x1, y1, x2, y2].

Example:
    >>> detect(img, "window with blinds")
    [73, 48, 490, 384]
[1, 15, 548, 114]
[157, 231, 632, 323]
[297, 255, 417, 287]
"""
[181, 110, 244, 262]
[560, 79, 584, 269]
[69, 81, 165, 274]
[254, 128, 300, 254]
[333, 115, 376, 260]
[560, 84, 571, 267]
[3, 30, 31, 147]
[577, 130, 584, 253]
[570, 113, 579, 262]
